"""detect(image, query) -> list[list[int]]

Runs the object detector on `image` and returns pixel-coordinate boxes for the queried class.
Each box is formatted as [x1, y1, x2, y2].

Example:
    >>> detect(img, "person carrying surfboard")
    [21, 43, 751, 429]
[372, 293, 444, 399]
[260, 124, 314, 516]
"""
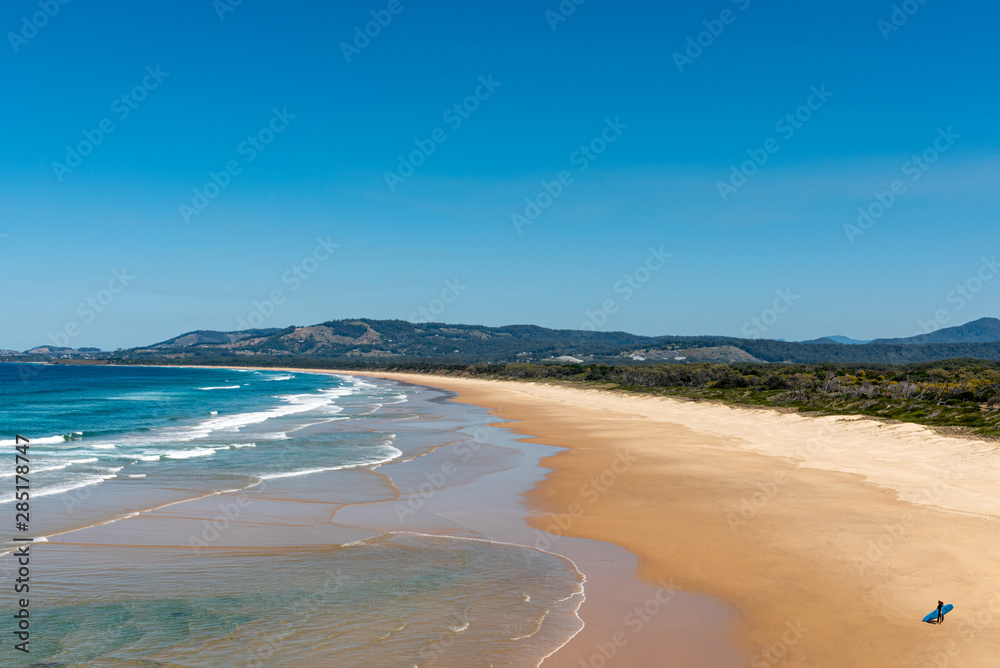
[922, 601, 953, 623]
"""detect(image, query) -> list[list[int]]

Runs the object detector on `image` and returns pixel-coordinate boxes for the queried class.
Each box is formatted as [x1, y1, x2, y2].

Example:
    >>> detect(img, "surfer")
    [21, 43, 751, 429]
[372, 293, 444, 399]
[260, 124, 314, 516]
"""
[936, 600, 945, 625]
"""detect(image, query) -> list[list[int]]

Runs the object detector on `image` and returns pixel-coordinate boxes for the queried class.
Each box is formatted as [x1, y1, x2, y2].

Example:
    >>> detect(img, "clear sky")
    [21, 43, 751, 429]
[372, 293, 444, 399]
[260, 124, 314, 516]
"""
[1, 0, 998, 350]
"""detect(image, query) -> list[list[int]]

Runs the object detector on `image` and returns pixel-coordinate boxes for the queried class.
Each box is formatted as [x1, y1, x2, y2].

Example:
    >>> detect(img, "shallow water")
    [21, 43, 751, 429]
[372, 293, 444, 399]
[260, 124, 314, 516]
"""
[14, 534, 583, 667]
[0, 364, 588, 666]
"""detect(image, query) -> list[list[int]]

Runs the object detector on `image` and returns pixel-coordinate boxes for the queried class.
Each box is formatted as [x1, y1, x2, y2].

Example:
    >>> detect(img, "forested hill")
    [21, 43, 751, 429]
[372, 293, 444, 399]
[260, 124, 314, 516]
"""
[870, 317, 1000, 345]
[735, 339, 1000, 364]
[22, 317, 1000, 366]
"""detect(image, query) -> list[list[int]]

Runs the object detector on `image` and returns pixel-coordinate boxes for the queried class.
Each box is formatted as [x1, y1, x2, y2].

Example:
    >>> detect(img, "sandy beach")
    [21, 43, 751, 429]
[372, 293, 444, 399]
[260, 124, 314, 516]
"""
[31, 363, 1000, 665]
[330, 371, 1000, 667]
[22, 366, 744, 666]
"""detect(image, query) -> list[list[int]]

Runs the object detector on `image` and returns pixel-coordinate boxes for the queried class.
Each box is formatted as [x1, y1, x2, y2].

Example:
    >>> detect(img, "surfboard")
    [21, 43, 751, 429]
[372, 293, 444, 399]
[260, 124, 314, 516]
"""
[923, 604, 954, 622]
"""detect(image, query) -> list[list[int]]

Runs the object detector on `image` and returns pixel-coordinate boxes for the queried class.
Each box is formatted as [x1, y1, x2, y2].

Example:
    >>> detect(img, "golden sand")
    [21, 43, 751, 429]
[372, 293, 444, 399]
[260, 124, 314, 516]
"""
[330, 372, 1000, 667]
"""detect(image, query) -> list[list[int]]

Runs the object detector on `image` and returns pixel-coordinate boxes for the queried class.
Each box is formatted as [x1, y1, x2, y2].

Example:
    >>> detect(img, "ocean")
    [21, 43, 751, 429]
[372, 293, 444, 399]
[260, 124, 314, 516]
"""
[0, 363, 585, 667]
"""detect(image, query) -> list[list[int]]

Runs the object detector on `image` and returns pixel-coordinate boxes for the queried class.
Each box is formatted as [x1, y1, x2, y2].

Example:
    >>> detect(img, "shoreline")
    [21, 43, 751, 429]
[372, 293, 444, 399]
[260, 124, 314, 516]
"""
[152, 364, 750, 662]
[325, 370, 1000, 666]
[39, 362, 1000, 664]
[12, 365, 740, 665]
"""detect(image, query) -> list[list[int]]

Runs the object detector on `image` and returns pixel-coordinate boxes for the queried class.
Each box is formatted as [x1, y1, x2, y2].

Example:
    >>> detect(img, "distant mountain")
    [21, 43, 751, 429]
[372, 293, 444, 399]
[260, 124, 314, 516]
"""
[148, 328, 282, 349]
[20, 345, 105, 358]
[871, 317, 1000, 345]
[801, 335, 872, 345]
[26, 346, 78, 354]
[112, 317, 1000, 365]
[15, 316, 1000, 367]
[130, 320, 685, 363]
[826, 335, 873, 345]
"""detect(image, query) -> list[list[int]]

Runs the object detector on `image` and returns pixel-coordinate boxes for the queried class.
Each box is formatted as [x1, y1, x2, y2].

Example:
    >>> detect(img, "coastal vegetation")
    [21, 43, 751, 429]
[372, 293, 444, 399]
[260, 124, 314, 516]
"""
[93, 356, 1000, 437]
[440, 360, 1000, 437]
[26, 316, 1000, 436]
[18, 317, 1000, 365]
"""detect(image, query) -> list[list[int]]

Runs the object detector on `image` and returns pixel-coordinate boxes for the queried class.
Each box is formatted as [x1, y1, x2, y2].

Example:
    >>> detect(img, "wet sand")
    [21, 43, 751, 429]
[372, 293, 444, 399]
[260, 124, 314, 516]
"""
[332, 372, 1000, 667]
[29, 372, 743, 666]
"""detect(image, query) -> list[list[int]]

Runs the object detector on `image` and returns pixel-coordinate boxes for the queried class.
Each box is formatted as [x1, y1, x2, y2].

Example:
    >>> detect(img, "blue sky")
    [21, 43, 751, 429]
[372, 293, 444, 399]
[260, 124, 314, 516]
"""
[1, 0, 998, 350]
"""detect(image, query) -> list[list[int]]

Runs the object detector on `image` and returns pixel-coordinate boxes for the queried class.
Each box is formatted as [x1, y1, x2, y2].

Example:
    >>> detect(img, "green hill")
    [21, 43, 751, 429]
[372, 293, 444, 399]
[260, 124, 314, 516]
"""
[92, 317, 1000, 366]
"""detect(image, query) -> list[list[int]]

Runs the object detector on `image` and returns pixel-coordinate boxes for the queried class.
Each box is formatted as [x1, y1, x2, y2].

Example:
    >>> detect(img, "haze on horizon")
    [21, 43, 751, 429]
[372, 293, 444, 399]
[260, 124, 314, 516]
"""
[2, 0, 998, 351]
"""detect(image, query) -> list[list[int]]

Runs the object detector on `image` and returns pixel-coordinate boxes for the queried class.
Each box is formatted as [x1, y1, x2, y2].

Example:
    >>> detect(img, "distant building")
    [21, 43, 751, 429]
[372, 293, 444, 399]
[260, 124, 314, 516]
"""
[629, 354, 646, 361]
[554, 355, 584, 364]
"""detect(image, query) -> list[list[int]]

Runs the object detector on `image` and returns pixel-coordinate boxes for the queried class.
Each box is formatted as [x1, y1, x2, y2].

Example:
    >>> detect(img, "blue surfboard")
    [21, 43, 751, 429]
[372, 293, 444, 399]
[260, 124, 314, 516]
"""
[923, 604, 953, 623]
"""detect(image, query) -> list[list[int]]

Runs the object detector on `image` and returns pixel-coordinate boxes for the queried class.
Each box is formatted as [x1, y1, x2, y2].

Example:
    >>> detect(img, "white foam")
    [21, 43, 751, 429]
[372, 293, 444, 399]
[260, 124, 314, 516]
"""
[229, 442, 257, 449]
[165, 447, 217, 460]
[258, 445, 403, 480]
[0, 470, 121, 504]
[174, 385, 359, 441]
[509, 610, 548, 641]
[109, 392, 175, 402]
[199, 385, 241, 390]
[255, 433, 291, 441]
[0, 435, 71, 445]
[263, 375, 294, 381]
[0, 457, 101, 477]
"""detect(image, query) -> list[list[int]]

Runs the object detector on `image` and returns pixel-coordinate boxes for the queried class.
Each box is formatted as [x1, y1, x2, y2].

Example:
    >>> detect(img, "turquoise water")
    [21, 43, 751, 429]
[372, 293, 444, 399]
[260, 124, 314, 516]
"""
[0, 364, 585, 666]
[20, 535, 583, 667]
[0, 364, 402, 501]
